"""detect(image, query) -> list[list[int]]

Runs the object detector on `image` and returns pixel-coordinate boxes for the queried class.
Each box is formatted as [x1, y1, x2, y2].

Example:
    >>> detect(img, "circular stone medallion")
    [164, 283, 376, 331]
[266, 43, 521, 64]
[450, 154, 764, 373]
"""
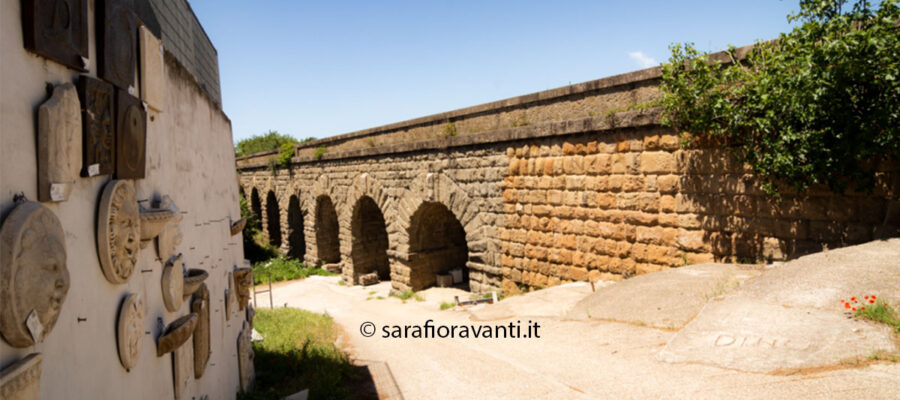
[161, 255, 184, 312]
[97, 180, 140, 284]
[0, 201, 70, 347]
[117, 293, 145, 371]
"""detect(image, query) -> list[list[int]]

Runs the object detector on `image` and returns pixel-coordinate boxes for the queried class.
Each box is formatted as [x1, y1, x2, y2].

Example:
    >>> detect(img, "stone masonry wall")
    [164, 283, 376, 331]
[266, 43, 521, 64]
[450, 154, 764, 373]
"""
[237, 65, 899, 295]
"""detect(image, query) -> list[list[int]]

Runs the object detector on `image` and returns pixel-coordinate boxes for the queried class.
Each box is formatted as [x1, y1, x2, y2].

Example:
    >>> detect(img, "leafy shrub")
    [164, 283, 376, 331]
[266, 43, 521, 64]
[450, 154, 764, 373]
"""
[314, 145, 328, 160]
[252, 256, 336, 285]
[660, 0, 900, 195]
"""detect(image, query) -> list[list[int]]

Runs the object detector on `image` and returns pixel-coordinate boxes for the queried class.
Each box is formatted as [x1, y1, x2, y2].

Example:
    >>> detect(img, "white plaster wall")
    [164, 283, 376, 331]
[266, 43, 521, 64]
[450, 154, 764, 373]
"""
[0, 1, 246, 399]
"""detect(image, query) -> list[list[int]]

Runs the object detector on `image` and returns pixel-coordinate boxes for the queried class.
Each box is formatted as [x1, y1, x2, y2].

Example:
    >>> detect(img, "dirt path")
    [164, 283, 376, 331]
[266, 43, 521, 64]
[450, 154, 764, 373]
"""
[257, 276, 899, 400]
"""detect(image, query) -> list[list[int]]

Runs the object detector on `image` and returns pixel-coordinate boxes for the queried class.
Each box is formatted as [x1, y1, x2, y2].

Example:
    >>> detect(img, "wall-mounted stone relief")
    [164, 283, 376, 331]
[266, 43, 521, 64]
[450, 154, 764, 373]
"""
[157, 203, 183, 262]
[78, 75, 115, 177]
[0, 201, 69, 347]
[237, 321, 254, 392]
[162, 254, 185, 312]
[246, 304, 255, 329]
[22, 0, 89, 71]
[172, 341, 192, 400]
[224, 272, 235, 321]
[139, 25, 165, 112]
[97, 179, 140, 284]
[191, 284, 210, 379]
[115, 89, 147, 179]
[233, 266, 253, 311]
[98, 0, 137, 90]
[183, 268, 209, 300]
[38, 83, 81, 202]
[230, 218, 247, 236]
[156, 313, 198, 357]
[140, 195, 176, 248]
[0, 353, 42, 400]
[116, 293, 145, 371]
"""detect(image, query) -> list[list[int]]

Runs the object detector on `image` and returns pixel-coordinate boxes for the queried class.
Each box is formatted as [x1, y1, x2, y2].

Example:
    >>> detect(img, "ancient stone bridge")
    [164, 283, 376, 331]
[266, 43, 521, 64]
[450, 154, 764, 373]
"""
[236, 66, 898, 294]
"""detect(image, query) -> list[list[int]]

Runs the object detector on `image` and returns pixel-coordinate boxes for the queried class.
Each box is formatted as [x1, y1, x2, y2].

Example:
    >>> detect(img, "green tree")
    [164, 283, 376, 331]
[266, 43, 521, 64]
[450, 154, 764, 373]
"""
[234, 130, 306, 157]
[660, 0, 900, 195]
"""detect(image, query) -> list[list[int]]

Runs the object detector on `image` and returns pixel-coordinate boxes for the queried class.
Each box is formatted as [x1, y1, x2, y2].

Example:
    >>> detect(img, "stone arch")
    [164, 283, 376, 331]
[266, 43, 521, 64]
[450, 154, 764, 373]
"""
[395, 173, 488, 292]
[286, 194, 305, 260]
[408, 202, 469, 290]
[314, 195, 341, 264]
[342, 173, 396, 282]
[250, 187, 262, 229]
[264, 190, 282, 247]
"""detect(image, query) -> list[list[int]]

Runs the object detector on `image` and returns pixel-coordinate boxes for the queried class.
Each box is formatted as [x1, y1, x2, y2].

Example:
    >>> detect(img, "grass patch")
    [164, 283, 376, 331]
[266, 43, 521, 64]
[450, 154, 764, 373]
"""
[390, 290, 423, 303]
[440, 301, 455, 310]
[252, 256, 336, 285]
[855, 300, 900, 334]
[238, 308, 357, 400]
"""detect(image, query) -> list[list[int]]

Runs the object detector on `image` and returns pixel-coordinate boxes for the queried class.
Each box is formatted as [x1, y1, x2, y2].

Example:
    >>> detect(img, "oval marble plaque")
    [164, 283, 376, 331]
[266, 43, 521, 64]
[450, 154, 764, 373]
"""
[117, 293, 144, 371]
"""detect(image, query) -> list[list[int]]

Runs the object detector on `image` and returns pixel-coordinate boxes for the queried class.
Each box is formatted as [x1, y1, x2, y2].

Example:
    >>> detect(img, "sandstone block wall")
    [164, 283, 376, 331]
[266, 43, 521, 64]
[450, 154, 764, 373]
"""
[238, 61, 899, 295]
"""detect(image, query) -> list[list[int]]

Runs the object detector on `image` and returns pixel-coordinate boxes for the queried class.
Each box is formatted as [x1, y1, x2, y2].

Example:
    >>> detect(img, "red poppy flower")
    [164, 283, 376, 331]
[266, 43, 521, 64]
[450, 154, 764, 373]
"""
[851, 297, 856, 301]
[870, 300, 875, 304]
[840, 299, 845, 303]
[845, 303, 851, 309]
[872, 296, 877, 300]
[852, 307, 857, 311]
[861, 307, 866, 311]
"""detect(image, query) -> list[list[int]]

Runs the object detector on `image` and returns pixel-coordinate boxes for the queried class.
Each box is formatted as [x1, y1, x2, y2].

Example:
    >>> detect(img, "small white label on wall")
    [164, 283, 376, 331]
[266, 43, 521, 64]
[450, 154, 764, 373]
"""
[128, 85, 135, 96]
[50, 183, 67, 201]
[26, 309, 43, 344]
[88, 163, 100, 177]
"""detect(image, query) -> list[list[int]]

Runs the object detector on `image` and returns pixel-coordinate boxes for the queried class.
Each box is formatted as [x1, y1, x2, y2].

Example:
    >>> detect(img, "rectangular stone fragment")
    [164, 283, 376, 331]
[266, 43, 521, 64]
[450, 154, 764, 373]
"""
[139, 25, 165, 112]
[38, 84, 81, 202]
[78, 75, 115, 176]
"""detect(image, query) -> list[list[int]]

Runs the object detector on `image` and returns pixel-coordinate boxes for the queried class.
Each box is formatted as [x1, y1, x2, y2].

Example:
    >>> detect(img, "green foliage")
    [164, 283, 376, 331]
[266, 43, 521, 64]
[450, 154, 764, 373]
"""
[240, 193, 279, 263]
[439, 301, 455, 310]
[238, 308, 357, 400]
[660, 0, 900, 195]
[444, 121, 458, 136]
[856, 300, 900, 334]
[314, 145, 328, 160]
[252, 256, 336, 285]
[277, 143, 295, 168]
[390, 290, 423, 303]
[235, 130, 304, 157]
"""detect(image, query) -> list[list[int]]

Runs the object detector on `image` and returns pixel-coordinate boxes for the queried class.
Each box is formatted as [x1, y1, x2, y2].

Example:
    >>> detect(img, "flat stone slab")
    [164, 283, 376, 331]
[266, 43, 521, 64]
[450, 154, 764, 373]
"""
[657, 296, 897, 373]
[470, 282, 597, 321]
[567, 264, 760, 328]
[659, 239, 900, 373]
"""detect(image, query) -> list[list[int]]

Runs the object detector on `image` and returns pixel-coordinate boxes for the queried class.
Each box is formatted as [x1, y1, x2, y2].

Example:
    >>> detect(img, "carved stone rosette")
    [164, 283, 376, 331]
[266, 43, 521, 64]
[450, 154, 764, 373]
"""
[0, 353, 42, 400]
[233, 267, 253, 311]
[191, 283, 210, 378]
[237, 321, 255, 392]
[117, 293, 145, 371]
[0, 201, 69, 347]
[161, 254, 184, 312]
[97, 180, 140, 284]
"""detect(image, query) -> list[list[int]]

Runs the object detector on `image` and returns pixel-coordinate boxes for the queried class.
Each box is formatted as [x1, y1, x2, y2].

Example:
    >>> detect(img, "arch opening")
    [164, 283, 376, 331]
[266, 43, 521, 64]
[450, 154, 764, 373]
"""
[287, 195, 305, 260]
[314, 195, 340, 264]
[408, 202, 469, 291]
[351, 196, 390, 282]
[265, 191, 282, 247]
[250, 188, 262, 229]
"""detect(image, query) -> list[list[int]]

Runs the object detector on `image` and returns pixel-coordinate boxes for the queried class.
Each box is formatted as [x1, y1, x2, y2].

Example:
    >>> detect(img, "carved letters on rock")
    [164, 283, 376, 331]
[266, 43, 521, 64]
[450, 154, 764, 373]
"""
[161, 254, 184, 312]
[38, 83, 81, 202]
[0, 353, 42, 400]
[78, 75, 115, 176]
[156, 313, 197, 356]
[116, 293, 145, 371]
[98, 0, 137, 90]
[237, 321, 255, 392]
[192, 283, 210, 379]
[115, 89, 147, 179]
[97, 180, 140, 284]
[22, 0, 89, 71]
[233, 266, 253, 311]
[0, 202, 69, 347]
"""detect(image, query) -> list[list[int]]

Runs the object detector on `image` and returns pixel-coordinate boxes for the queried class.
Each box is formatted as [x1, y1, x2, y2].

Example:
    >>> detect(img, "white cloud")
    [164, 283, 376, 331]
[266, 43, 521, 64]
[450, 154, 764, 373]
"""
[628, 51, 658, 68]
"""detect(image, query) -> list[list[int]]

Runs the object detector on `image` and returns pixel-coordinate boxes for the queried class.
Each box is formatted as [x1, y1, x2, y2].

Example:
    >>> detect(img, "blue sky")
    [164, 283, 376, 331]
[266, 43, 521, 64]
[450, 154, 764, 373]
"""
[189, 1, 798, 143]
